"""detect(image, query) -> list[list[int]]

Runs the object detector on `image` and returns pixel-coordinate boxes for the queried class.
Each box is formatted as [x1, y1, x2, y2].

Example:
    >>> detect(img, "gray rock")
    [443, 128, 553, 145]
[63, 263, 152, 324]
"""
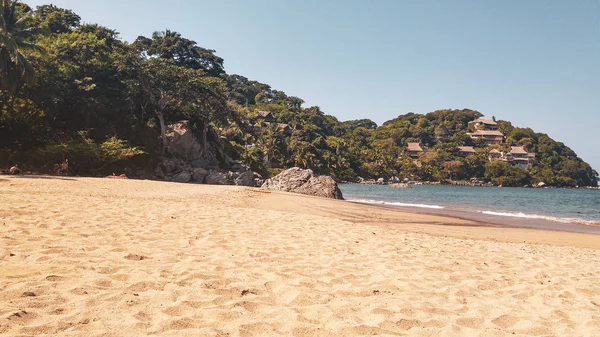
[191, 167, 209, 183]
[165, 121, 203, 161]
[154, 166, 165, 179]
[262, 167, 343, 199]
[205, 171, 230, 185]
[171, 171, 191, 183]
[229, 160, 243, 172]
[389, 183, 411, 189]
[160, 159, 180, 175]
[234, 170, 255, 186]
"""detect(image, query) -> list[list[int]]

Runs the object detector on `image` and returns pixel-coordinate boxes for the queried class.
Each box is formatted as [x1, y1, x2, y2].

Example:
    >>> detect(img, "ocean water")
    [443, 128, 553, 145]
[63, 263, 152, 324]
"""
[339, 184, 600, 226]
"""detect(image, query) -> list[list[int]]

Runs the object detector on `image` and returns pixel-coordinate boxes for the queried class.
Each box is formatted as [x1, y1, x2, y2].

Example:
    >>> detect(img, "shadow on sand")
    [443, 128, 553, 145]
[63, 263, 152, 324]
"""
[3, 175, 77, 181]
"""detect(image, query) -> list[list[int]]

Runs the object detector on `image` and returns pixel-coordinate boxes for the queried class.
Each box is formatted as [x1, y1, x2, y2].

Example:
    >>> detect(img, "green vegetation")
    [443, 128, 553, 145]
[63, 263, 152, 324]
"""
[1, 1, 597, 187]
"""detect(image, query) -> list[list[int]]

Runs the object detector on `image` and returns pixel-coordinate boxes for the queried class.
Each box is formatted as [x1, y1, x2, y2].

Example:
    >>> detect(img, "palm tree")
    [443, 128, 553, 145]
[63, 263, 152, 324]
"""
[0, 0, 43, 94]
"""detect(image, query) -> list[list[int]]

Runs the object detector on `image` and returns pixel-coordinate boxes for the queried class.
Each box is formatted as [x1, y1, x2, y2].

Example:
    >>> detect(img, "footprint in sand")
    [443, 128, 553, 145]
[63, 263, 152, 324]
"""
[264, 281, 300, 304]
[7, 310, 37, 324]
[45, 275, 64, 281]
[124, 254, 147, 261]
[396, 318, 421, 330]
[456, 317, 484, 329]
[491, 314, 520, 328]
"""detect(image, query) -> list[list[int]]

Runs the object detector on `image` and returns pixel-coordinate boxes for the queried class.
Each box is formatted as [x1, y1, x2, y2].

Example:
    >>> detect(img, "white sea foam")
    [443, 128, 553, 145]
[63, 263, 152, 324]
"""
[347, 199, 445, 209]
[480, 210, 600, 226]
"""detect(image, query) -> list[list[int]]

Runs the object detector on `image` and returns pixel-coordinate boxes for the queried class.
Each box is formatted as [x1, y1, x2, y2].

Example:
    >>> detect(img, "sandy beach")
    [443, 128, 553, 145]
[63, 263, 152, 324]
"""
[1, 177, 600, 336]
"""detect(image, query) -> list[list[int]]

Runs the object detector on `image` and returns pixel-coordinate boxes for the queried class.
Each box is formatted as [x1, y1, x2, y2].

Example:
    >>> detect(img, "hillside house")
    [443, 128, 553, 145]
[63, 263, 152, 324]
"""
[489, 149, 503, 161]
[508, 146, 535, 169]
[468, 130, 503, 145]
[255, 111, 276, 123]
[277, 123, 291, 134]
[406, 142, 424, 158]
[469, 118, 498, 130]
[457, 146, 476, 157]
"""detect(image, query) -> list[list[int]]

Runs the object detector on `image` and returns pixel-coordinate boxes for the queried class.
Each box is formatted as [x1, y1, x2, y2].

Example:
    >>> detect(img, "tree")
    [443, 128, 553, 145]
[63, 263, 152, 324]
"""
[0, 0, 44, 94]
[484, 161, 530, 187]
[34, 4, 80, 33]
[138, 58, 230, 153]
[134, 30, 224, 76]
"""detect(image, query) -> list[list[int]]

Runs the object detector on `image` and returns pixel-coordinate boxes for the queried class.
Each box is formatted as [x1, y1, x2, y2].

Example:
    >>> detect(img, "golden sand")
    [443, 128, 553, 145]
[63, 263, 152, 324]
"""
[1, 177, 599, 336]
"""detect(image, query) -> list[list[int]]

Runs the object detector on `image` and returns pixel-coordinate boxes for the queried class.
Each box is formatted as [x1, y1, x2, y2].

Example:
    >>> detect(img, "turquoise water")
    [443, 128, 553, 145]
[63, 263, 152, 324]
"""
[339, 184, 600, 226]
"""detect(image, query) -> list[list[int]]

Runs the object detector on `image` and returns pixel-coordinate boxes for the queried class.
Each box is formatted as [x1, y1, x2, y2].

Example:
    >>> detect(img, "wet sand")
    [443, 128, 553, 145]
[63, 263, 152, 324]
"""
[1, 177, 600, 336]
[370, 204, 600, 235]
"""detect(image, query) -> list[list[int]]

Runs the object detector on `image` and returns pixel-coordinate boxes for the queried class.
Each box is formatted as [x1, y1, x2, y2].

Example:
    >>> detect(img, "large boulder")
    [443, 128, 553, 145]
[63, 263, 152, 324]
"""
[233, 170, 255, 186]
[191, 167, 209, 183]
[171, 171, 191, 183]
[159, 158, 181, 175]
[205, 170, 230, 185]
[261, 167, 344, 199]
[165, 120, 203, 161]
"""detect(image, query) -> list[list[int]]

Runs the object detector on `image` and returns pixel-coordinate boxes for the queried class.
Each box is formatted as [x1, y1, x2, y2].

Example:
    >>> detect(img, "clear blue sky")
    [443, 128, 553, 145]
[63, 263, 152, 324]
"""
[25, 0, 600, 171]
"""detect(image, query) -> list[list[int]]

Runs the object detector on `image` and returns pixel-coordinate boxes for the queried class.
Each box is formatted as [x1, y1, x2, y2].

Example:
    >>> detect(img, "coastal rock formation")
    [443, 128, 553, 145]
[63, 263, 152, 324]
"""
[205, 171, 230, 185]
[171, 171, 192, 183]
[191, 168, 209, 183]
[155, 120, 259, 186]
[234, 170, 254, 186]
[262, 167, 344, 199]
[164, 120, 204, 162]
[389, 183, 411, 189]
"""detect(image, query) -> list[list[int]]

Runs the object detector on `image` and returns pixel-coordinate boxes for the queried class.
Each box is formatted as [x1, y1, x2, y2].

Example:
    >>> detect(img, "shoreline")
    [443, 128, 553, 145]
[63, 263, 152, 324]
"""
[347, 201, 600, 235]
[341, 181, 600, 190]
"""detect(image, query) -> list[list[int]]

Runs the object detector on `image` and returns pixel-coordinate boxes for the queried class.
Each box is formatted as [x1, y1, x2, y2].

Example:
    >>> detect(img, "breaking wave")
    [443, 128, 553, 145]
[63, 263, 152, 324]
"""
[480, 211, 600, 226]
[347, 199, 445, 209]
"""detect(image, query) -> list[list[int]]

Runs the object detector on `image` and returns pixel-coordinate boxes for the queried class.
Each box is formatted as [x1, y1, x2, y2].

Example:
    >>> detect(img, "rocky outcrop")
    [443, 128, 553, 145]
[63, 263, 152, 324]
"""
[171, 171, 192, 183]
[389, 183, 411, 189]
[191, 168, 209, 183]
[262, 167, 344, 199]
[205, 171, 229, 185]
[154, 120, 260, 186]
[234, 170, 254, 186]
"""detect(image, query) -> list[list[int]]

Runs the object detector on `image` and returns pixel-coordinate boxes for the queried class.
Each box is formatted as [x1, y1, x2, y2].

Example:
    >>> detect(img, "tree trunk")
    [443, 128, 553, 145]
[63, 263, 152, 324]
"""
[202, 119, 208, 153]
[157, 110, 167, 154]
[157, 91, 168, 154]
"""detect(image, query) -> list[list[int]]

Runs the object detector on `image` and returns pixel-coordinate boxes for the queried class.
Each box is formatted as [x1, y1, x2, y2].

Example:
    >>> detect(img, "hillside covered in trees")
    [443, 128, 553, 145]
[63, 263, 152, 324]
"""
[1, 1, 597, 187]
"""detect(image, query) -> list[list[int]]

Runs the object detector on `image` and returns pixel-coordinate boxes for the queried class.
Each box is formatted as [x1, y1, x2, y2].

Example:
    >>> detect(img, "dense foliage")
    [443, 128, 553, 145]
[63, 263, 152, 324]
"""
[1, 1, 597, 187]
